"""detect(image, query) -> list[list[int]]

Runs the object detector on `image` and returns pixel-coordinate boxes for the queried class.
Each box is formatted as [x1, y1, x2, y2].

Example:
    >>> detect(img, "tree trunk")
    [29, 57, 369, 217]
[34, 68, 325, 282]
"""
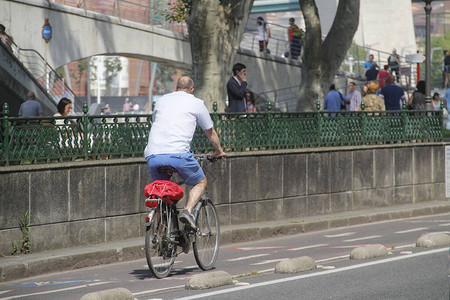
[297, 0, 360, 111]
[187, 0, 254, 112]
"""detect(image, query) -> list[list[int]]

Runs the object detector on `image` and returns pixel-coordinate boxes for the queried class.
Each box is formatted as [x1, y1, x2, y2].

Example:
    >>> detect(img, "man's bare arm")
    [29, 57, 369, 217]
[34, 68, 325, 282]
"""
[204, 127, 226, 158]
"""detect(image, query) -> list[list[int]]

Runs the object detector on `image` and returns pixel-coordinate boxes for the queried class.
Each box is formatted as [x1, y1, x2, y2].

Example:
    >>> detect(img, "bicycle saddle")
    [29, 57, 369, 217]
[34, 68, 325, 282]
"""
[157, 166, 178, 174]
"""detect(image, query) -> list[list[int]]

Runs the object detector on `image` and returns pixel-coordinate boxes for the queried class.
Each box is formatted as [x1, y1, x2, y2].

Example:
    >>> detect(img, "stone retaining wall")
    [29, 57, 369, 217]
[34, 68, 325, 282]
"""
[0, 143, 446, 255]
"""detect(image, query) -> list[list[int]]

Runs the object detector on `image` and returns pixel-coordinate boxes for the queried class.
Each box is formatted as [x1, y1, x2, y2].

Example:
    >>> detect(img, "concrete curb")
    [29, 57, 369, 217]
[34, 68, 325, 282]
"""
[350, 244, 390, 260]
[416, 232, 450, 248]
[80, 287, 134, 300]
[220, 204, 450, 245]
[0, 244, 144, 282]
[275, 256, 316, 274]
[185, 270, 233, 290]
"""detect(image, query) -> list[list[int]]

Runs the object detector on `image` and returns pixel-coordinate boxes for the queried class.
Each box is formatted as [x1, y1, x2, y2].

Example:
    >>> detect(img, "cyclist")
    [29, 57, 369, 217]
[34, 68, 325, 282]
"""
[144, 76, 226, 229]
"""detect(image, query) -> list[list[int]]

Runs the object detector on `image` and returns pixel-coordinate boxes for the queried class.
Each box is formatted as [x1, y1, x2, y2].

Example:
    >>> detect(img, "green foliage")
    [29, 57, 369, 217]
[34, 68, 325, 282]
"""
[104, 57, 122, 87]
[165, 0, 191, 23]
[11, 211, 32, 255]
[11, 241, 18, 255]
[417, 33, 450, 88]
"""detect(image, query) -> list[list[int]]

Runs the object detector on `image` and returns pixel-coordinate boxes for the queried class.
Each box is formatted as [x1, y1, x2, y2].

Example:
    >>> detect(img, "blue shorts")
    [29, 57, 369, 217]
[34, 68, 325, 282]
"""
[146, 151, 204, 186]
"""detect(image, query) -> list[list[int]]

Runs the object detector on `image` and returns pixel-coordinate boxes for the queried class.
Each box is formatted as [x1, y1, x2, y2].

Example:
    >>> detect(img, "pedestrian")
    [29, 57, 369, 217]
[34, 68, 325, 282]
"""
[144, 76, 226, 228]
[324, 84, 345, 115]
[104, 104, 111, 115]
[246, 91, 256, 112]
[133, 102, 140, 114]
[444, 50, 450, 88]
[408, 80, 426, 110]
[346, 82, 362, 111]
[377, 65, 390, 89]
[257, 17, 270, 53]
[387, 48, 401, 82]
[123, 98, 131, 113]
[288, 18, 303, 60]
[226, 63, 248, 112]
[432, 92, 446, 111]
[0, 24, 13, 52]
[365, 63, 379, 82]
[379, 75, 406, 111]
[357, 81, 385, 114]
[362, 54, 376, 72]
[441, 50, 448, 89]
[18, 91, 43, 117]
[53, 97, 73, 125]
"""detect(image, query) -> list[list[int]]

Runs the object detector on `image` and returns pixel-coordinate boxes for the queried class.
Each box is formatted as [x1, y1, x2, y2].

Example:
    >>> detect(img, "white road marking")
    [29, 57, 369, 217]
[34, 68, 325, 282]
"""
[438, 223, 450, 226]
[287, 244, 328, 251]
[0, 281, 112, 300]
[180, 265, 198, 269]
[258, 268, 275, 274]
[394, 227, 428, 234]
[315, 255, 349, 263]
[324, 232, 355, 238]
[393, 244, 416, 250]
[235, 282, 250, 286]
[132, 285, 185, 296]
[250, 258, 287, 266]
[0, 291, 11, 296]
[231, 246, 288, 251]
[400, 251, 413, 255]
[174, 248, 447, 300]
[322, 245, 363, 249]
[344, 235, 382, 242]
[226, 254, 269, 261]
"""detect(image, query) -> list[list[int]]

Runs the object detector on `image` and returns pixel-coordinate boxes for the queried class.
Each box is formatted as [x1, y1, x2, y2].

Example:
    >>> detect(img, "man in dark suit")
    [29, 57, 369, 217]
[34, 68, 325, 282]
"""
[226, 63, 247, 112]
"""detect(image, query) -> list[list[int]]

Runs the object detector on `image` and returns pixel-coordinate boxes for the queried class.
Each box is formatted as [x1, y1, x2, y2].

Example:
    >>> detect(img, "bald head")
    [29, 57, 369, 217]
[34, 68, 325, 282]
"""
[176, 76, 195, 93]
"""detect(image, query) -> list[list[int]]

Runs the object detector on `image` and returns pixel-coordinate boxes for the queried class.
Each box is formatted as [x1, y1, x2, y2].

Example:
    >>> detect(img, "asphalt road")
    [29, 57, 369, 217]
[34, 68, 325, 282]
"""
[0, 213, 449, 300]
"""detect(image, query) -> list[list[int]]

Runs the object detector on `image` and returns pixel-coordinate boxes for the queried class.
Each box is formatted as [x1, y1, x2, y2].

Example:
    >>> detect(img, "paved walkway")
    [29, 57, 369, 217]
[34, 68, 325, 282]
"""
[1, 200, 449, 282]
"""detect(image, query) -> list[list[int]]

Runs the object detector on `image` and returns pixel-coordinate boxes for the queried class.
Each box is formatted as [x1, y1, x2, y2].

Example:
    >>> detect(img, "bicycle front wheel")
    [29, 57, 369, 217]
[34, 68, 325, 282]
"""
[193, 199, 220, 271]
[145, 206, 176, 278]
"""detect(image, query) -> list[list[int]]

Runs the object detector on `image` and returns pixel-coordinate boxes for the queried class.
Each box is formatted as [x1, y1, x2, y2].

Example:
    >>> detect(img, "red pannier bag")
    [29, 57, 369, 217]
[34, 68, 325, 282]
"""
[144, 180, 184, 205]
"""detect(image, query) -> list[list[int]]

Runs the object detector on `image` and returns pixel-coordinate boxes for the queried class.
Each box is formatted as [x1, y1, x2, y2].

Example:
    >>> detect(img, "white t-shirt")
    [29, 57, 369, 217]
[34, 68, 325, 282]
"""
[144, 91, 213, 157]
[258, 24, 270, 41]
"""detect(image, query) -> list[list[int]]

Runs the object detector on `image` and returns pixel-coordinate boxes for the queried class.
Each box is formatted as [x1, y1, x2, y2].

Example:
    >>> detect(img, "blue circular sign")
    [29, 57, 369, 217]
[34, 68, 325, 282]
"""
[42, 24, 52, 41]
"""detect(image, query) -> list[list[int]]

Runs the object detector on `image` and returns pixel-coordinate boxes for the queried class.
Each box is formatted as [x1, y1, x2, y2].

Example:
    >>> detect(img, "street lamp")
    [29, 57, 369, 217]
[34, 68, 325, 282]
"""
[424, 0, 433, 110]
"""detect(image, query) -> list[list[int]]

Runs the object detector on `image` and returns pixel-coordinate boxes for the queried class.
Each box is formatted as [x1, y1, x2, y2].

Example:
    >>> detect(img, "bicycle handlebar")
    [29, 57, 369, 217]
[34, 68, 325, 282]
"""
[196, 155, 225, 163]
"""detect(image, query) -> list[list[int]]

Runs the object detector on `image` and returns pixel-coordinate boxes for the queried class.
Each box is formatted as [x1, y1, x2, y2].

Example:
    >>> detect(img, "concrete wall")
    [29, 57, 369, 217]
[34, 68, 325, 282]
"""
[0, 43, 57, 116]
[0, 0, 191, 72]
[0, 143, 447, 255]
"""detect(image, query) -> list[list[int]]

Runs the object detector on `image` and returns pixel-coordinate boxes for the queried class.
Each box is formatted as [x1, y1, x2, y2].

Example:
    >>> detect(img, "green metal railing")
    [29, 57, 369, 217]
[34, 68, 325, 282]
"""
[0, 101, 444, 166]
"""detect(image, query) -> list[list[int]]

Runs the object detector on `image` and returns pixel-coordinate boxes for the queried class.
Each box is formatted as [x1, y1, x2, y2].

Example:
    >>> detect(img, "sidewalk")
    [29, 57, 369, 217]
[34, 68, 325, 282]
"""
[1, 200, 449, 283]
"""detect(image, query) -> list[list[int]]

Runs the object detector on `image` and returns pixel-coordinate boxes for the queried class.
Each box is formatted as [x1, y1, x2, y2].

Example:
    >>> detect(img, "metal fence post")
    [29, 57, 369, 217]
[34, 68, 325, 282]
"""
[268, 102, 273, 149]
[360, 101, 366, 144]
[212, 101, 220, 144]
[401, 101, 408, 142]
[315, 101, 322, 146]
[82, 102, 89, 160]
[2, 103, 10, 166]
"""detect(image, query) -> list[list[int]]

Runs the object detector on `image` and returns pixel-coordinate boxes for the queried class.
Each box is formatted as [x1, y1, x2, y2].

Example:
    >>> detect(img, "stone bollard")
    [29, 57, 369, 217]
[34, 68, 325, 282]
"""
[275, 256, 316, 274]
[185, 270, 233, 290]
[350, 244, 389, 260]
[80, 287, 134, 300]
[416, 232, 450, 248]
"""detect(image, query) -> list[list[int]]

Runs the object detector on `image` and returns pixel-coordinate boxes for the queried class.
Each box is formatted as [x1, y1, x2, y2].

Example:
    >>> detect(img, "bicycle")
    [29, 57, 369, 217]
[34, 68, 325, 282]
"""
[143, 156, 221, 279]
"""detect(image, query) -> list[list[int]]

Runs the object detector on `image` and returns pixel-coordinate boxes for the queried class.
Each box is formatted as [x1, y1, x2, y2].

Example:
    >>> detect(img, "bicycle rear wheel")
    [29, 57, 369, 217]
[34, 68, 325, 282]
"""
[145, 204, 176, 278]
[193, 198, 220, 271]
